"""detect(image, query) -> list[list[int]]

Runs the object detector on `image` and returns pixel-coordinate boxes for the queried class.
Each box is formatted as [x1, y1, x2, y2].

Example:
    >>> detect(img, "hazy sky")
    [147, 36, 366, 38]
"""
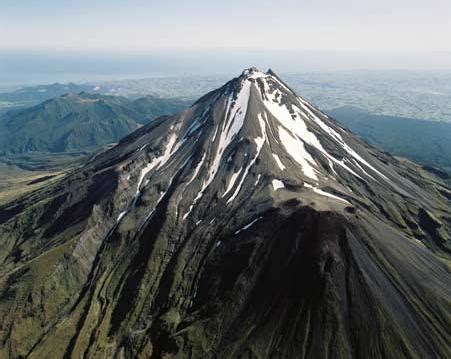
[1, 0, 450, 52]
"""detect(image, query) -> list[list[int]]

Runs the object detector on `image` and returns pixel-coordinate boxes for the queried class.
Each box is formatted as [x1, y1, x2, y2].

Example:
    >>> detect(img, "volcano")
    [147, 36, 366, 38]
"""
[0, 68, 449, 358]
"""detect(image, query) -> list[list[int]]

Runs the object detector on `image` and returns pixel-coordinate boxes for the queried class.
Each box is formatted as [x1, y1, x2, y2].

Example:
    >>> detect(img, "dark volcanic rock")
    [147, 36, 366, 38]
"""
[0, 68, 449, 358]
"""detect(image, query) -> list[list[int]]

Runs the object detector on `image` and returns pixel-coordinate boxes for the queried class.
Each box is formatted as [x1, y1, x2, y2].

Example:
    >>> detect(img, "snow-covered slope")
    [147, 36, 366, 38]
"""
[0, 68, 449, 358]
[106, 67, 438, 227]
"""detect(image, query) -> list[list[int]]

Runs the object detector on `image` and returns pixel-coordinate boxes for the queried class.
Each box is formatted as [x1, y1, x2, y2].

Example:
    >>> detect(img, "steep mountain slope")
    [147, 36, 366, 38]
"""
[0, 92, 189, 154]
[0, 68, 449, 358]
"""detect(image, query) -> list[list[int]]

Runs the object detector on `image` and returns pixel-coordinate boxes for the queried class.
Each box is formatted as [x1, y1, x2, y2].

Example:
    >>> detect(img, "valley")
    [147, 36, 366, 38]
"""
[0, 163, 66, 205]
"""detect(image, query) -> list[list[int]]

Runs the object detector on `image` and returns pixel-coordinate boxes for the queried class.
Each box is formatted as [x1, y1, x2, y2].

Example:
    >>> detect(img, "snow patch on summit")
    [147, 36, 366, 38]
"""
[235, 216, 263, 234]
[183, 80, 252, 218]
[272, 153, 286, 171]
[304, 183, 350, 204]
[297, 97, 387, 181]
[203, 79, 251, 191]
[272, 179, 285, 190]
[278, 126, 317, 180]
[223, 169, 243, 197]
[225, 113, 267, 204]
[255, 75, 372, 182]
[136, 132, 180, 196]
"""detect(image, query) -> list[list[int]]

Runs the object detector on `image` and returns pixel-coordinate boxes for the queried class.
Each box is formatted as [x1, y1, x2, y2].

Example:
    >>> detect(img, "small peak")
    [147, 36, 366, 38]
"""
[240, 67, 267, 79]
[266, 68, 277, 76]
[239, 67, 280, 82]
[241, 67, 260, 75]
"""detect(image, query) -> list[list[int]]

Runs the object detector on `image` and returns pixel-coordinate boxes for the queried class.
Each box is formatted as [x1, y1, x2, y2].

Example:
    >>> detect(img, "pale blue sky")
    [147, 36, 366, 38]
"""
[1, 0, 450, 52]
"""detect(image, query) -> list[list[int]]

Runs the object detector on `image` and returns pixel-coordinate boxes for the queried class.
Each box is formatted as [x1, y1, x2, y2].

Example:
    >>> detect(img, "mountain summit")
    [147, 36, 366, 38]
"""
[0, 68, 450, 358]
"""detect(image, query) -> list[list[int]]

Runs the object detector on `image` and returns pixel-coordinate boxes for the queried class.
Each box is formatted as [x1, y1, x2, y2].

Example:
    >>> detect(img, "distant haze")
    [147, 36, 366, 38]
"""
[1, 50, 451, 87]
[0, 0, 450, 85]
